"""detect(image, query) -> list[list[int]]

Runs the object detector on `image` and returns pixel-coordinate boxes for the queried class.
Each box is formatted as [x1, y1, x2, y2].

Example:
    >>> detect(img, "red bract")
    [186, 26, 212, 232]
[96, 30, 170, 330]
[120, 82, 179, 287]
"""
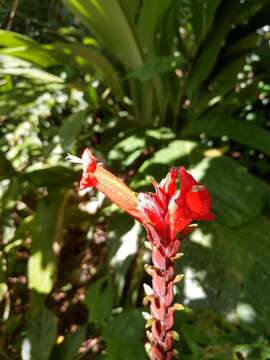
[69, 149, 214, 360]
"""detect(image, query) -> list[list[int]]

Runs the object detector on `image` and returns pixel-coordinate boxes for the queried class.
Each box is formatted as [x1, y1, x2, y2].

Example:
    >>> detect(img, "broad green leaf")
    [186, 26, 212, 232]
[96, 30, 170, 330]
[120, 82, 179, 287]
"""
[64, 0, 144, 69]
[244, 265, 270, 333]
[102, 309, 147, 360]
[0, 55, 63, 83]
[59, 110, 89, 152]
[45, 43, 124, 97]
[174, 311, 236, 358]
[196, 157, 266, 227]
[28, 190, 67, 294]
[21, 166, 78, 188]
[0, 31, 58, 67]
[0, 32, 123, 96]
[85, 276, 114, 327]
[107, 212, 140, 301]
[133, 140, 201, 187]
[0, 46, 58, 68]
[182, 216, 270, 313]
[183, 116, 270, 157]
[24, 307, 57, 360]
[0, 30, 36, 47]
[50, 327, 86, 360]
[107, 134, 146, 168]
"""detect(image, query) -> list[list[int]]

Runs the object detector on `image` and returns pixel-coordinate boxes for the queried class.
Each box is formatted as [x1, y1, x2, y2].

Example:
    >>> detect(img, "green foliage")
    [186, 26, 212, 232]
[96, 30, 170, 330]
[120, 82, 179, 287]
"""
[0, 1, 270, 359]
[102, 309, 147, 360]
[85, 275, 115, 326]
[51, 327, 87, 360]
[183, 116, 270, 157]
[28, 190, 67, 295]
[24, 307, 57, 360]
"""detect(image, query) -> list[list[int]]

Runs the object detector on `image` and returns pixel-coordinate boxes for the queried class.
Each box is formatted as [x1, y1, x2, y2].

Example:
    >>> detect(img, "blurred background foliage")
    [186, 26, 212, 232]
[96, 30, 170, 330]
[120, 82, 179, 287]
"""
[0, 0, 270, 359]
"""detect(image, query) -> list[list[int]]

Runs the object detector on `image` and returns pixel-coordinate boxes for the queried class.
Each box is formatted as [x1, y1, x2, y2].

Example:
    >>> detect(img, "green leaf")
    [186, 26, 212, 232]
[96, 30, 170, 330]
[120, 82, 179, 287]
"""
[244, 264, 270, 333]
[102, 309, 147, 360]
[24, 307, 57, 360]
[197, 157, 266, 227]
[188, 0, 241, 98]
[64, 0, 144, 69]
[50, 327, 86, 360]
[137, 0, 173, 57]
[0, 30, 36, 47]
[107, 212, 139, 300]
[45, 42, 124, 97]
[0, 55, 63, 83]
[188, 55, 246, 117]
[0, 83, 61, 117]
[127, 55, 181, 81]
[183, 116, 270, 157]
[85, 276, 114, 327]
[107, 133, 146, 168]
[0, 151, 16, 180]
[222, 33, 258, 59]
[0, 47, 58, 68]
[133, 140, 201, 188]
[190, 0, 220, 44]
[0, 32, 123, 96]
[28, 190, 67, 294]
[183, 216, 270, 313]
[119, 0, 140, 25]
[0, 30, 58, 67]
[139, 140, 198, 169]
[21, 166, 78, 188]
[59, 110, 88, 152]
[187, 0, 268, 99]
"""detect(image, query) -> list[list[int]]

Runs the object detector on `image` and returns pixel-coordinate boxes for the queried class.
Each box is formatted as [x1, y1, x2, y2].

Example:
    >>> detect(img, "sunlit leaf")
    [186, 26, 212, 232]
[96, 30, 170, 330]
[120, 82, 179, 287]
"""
[183, 116, 270, 157]
[182, 216, 270, 313]
[28, 190, 67, 294]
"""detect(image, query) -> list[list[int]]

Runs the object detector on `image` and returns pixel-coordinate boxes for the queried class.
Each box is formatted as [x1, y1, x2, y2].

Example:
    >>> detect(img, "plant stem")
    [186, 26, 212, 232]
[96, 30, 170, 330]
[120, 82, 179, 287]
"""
[6, 0, 20, 30]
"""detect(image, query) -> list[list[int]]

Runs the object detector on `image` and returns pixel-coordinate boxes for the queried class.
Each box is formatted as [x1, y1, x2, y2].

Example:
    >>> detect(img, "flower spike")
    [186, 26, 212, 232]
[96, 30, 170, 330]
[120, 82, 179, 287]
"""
[69, 149, 214, 359]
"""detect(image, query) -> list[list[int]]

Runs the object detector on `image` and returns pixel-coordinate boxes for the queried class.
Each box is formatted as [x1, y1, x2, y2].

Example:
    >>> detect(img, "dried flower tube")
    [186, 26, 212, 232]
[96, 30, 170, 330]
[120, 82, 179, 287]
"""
[68, 149, 214, 359]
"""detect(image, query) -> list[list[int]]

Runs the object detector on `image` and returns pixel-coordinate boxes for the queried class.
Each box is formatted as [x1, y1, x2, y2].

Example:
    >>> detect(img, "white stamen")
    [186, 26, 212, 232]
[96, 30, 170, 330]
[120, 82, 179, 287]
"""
[66, 154, 82, 164]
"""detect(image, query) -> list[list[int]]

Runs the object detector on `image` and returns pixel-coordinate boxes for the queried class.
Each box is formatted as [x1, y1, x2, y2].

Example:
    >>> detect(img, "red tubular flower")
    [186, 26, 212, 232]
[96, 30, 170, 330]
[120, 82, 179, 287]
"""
[67, 149, 142, 221]
[69, 149, 214, 360]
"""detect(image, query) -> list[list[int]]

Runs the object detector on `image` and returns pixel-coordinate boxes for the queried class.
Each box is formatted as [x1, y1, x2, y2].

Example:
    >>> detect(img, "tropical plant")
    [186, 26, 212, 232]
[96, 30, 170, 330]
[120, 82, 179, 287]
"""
[0, 1, 270, 359]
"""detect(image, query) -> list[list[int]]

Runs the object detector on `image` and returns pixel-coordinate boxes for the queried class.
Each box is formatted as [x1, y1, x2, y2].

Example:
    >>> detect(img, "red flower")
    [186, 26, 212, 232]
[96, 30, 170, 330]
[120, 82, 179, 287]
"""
[68, 149, 142, 221]
[139, 166, 214, 241]
[69, 149, 214, 360]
